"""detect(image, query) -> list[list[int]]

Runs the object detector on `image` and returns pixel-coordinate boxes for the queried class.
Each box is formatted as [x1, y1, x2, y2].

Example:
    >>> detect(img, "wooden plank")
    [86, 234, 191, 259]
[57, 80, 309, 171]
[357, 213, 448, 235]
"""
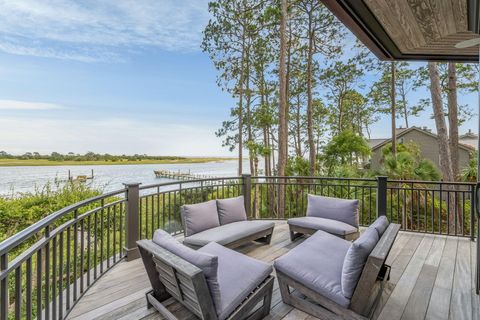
[66, 222, 476, 320]
[424, 237, 458, 320]
[400, 236, 445, 320]
[377, 235, 434, 320]
[449, 238, 472, 320]
[471, 240, 480, 320]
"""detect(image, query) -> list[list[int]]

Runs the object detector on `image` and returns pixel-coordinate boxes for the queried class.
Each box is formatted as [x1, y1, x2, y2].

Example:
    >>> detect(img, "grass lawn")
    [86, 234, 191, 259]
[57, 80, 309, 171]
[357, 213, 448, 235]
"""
[0, 157, 235, 167]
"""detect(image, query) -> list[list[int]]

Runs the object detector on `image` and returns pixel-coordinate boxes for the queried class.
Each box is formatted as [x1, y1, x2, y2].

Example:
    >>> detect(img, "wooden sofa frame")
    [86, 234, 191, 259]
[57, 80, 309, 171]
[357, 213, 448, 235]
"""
[137, 239, 274, 320]
[279, 223, 400, 320]
[289, 224, 359, 242]
[183, 225, 274, 250]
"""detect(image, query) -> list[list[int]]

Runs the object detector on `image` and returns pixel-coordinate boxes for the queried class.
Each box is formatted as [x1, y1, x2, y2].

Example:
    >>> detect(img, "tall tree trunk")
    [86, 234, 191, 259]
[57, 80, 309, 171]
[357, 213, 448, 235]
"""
[278, 0, 288, 218]
[237, 34, 246, 176]
[295, 97, 302, 157]
[306, 12, 316, 175]
[447, 62, 462, 233]
[428, 62, 453, 182]
[447, 63, 459, 181]
[391, 62, 397, 156]
[245, 55, 254, 175]
[428, 62, 456, 234]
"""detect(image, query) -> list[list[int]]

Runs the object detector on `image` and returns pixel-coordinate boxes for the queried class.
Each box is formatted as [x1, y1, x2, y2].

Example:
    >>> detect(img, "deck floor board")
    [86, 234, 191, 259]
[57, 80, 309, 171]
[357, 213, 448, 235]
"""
[67, 221, 479, 320]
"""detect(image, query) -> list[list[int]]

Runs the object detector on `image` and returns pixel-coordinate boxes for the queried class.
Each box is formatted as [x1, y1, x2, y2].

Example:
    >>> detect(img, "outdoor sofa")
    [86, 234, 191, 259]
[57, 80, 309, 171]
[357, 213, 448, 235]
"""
[288, 194, 360, 241]
[275, 216, 400, 319]
[137, 229, 274, 320]
[181, 196, 275, 249]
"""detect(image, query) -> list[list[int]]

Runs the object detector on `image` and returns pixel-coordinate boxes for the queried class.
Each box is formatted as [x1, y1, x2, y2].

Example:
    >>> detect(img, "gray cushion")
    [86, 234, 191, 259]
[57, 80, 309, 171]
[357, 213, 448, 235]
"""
[370, 216, 389, 237]
[183, 220, 275, 247]
[341, 227, 379, 299]
[288, 216, 358, 236]
[306, 194, 359, 227]
[274, 230, 351, 307]
[216, 196, 247, 225]
[181, 200, 220, 236]
[152, 229, 221, 308]
[199, 242, 272, 320]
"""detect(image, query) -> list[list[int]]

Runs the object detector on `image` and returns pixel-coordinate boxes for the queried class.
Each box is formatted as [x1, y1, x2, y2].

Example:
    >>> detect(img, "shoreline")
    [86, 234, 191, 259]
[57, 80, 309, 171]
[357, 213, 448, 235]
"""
[0, 157, 236, 167]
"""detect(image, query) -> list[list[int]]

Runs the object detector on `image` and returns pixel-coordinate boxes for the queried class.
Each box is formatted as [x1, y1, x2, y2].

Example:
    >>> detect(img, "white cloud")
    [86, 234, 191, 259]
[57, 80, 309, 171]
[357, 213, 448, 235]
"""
[0, 100, 64, 110]
[0, 0, 210, 62]
[0, 116, 230, 157]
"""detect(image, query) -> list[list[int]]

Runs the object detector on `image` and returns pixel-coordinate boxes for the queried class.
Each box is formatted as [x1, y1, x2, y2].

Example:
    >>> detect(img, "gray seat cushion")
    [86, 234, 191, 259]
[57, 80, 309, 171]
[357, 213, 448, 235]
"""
[274, 230, 351, 307]
[183, 220, 275, 247]
[199, 242, 272, 320]
[306, 194, 359, 227]
[341, 227, 379, 298]
[181, 200, 220, 236]
[288, 216, 358, 236]
[152, 229, 221, 308]
[216, 196, 247, 225]
[370, 216, 389, 237]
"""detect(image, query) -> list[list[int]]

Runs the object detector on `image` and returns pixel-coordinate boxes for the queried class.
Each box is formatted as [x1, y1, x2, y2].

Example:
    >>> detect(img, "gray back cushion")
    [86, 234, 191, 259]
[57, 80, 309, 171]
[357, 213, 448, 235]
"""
[341, 227, 379, 298]
[216, 196, 247, 225]
[181, 200, 220, 236]
[152, 229, 221, 309]
[370, 216, 389, 237]
[306, 194, 359, 227]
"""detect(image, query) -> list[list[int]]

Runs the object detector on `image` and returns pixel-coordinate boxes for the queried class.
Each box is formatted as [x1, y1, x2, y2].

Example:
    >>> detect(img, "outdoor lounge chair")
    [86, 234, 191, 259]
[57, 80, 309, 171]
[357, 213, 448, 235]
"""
[181, 196, 275, 249]
[288, 194, 360, 241]
[137, 229, 274, 320]
[275, 216, 399, 319]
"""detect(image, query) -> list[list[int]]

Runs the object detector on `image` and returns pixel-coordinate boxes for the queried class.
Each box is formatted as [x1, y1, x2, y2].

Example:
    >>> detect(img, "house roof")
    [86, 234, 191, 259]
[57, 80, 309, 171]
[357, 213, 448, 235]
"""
[370, 126, 476, 152]
[320, 0, 479, 62]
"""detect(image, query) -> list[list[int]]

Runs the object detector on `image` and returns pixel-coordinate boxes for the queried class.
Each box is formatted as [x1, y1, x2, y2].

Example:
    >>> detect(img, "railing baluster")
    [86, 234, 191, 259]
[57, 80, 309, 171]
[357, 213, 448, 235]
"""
[66, 227, 71, 311]
[52, 235, 57, 320]
[58, 232, 64, 319]
[0, 253, 7, 320]
[107, 206, 111, 269]
[37, 249, 42, 320]
[87, 215, 91, 286]
[45, 227, 50, 320]
[113, 204, 117, 264]
[15, 266, 21, 319]
[26, 257, 32, 320]
[80, 219, 85, 294]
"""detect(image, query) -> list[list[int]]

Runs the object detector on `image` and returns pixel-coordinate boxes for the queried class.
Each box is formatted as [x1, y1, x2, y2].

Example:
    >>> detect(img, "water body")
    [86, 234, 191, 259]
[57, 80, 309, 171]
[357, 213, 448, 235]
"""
[0, 160, 252, 196]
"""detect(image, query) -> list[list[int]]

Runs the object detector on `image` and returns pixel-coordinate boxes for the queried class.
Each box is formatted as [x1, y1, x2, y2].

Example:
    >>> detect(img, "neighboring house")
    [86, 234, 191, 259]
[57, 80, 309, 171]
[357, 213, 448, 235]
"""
[369, 126, 475, 172]
[459, 129, 478, 150]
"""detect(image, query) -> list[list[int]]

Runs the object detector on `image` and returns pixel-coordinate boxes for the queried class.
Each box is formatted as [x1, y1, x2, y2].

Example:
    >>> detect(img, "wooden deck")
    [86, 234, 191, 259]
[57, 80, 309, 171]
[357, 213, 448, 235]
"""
[67, 221, 480, 320]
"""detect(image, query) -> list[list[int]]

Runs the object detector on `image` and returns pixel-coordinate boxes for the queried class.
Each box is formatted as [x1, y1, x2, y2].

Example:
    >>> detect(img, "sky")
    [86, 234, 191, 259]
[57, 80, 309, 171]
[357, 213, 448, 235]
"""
[0, 0, 478, 157]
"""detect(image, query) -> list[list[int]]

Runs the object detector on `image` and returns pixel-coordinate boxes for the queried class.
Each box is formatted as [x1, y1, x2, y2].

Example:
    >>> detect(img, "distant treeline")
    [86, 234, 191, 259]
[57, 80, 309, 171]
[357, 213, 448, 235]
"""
[0, 151, 186, 162]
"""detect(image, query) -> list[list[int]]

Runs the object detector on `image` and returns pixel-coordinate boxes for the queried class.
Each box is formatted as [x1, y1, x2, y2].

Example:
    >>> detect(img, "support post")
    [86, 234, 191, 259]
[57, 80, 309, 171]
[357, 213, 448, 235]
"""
[242, 174, 252, 218]
[124, 182, 141, 261]
[376, 176, 388, 218]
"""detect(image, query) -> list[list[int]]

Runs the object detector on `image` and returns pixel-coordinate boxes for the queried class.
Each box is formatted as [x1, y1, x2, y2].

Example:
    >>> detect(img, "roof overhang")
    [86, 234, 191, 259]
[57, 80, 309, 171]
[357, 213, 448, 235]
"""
[321, 0, 480, 62]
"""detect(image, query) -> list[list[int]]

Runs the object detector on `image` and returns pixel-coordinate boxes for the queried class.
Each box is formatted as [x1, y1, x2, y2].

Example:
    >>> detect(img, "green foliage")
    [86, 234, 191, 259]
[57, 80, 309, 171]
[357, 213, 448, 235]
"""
[0, 182, 101, 242]
[379, 142, 440, 181]
[461, 151, 477, 182]
[322, 130, 371, 173]
[285, 156, 310, 176]
[0, 151, 188, 162]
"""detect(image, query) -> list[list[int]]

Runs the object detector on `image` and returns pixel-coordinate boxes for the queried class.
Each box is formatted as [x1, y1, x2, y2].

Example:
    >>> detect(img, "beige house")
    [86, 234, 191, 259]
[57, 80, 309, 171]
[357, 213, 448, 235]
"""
[369, 126, 475, 172]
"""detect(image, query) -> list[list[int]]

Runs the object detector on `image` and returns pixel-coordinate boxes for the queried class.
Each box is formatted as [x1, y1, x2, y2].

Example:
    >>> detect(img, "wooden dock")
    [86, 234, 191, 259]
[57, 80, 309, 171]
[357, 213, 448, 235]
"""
[154, 170, 215, 181]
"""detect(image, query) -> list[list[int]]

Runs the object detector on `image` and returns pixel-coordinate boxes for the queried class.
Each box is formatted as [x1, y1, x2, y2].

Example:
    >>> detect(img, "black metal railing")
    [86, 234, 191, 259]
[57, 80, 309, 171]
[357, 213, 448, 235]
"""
[0, 175, 477, 319]
[0, 189, 126, 320]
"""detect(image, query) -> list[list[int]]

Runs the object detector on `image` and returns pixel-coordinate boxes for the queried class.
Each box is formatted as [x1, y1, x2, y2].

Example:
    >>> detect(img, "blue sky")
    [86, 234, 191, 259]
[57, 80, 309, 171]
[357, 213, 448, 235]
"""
[0, 1, 478, 156]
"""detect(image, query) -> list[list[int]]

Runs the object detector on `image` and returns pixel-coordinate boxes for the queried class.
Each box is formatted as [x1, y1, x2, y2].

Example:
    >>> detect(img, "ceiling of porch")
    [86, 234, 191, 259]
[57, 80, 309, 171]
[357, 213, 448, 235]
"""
[322, 0, 480, 62]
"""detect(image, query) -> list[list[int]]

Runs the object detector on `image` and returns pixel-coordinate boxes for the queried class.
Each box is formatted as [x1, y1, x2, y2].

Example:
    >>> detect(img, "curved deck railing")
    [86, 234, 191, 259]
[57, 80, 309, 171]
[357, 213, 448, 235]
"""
[0, 175, 476, 320]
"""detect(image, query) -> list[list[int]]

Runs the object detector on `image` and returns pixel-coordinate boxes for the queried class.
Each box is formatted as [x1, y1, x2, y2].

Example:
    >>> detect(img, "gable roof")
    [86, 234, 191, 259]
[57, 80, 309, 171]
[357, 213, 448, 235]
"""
[370, 126, 476, 152]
